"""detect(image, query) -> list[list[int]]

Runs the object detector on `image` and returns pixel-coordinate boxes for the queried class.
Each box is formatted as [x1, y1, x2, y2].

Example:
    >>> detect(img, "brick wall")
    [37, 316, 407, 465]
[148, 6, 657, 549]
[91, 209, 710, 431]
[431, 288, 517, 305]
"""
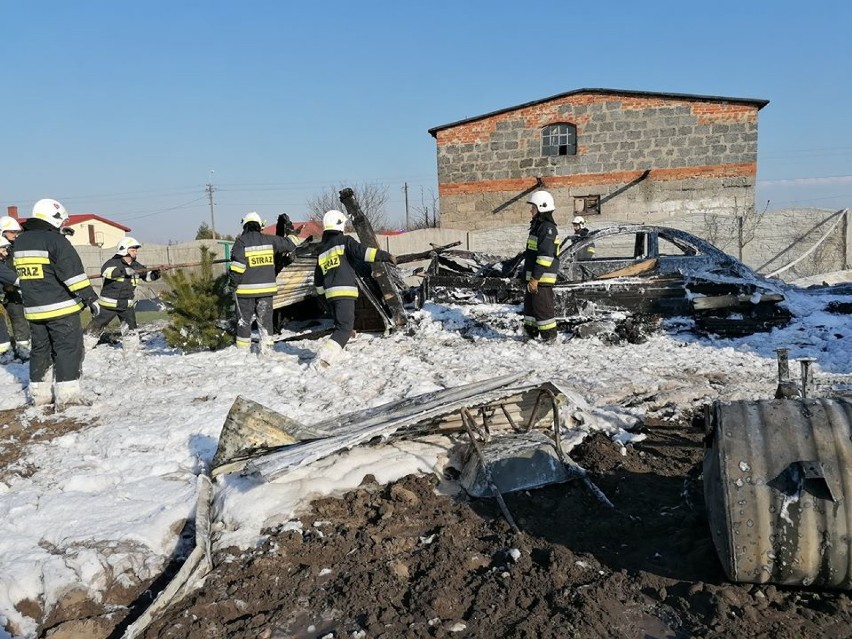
[434, 92, 762, 229]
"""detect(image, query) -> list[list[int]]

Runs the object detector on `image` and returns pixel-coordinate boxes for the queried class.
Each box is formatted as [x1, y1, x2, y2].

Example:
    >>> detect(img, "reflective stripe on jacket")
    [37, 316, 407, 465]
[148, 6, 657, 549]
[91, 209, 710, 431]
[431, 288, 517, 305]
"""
[229, 230, 299, 297]
[523, 216, 561, 285]
[98, 256, 146, 310]
[14, 220, 97, 321]
[313, 231, 392, 299]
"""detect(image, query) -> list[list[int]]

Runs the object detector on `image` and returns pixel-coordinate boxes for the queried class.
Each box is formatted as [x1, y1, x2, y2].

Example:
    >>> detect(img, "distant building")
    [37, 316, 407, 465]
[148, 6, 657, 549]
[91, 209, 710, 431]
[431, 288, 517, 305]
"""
[428, 88, 769, 230]
[5, 206, 131, 248]
[261, 219, 322, 240]
[64, 215, 131, 248]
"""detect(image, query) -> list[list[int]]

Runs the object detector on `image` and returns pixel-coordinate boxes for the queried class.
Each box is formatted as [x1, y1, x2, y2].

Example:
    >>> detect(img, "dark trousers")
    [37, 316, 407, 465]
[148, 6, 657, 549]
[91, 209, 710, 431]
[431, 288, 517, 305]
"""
[329, 298, 356, 348]
[523, 287, 557, 341]
[3, 294, 31, 342]
[30, 314, 84, 383]
[86, 306, 138, 334]
[236, 296, 273, 344]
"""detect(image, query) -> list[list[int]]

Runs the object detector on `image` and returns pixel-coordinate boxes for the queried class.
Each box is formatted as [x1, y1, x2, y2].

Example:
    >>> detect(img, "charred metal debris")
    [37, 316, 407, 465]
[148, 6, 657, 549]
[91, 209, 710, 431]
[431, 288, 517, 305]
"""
[274, 194, 797, 340]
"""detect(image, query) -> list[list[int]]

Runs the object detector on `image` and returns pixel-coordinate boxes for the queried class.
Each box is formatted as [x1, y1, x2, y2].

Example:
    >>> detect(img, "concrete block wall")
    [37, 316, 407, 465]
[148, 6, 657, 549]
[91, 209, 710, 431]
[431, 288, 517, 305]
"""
[68, 209, 849, 301]
[78, 240, 231, 295]
[434, 92, 761, 230]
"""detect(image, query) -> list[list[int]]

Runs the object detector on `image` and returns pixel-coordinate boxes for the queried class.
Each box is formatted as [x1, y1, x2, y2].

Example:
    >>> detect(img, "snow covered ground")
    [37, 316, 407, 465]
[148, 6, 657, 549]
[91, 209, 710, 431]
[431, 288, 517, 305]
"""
[1, 285, 850, 638]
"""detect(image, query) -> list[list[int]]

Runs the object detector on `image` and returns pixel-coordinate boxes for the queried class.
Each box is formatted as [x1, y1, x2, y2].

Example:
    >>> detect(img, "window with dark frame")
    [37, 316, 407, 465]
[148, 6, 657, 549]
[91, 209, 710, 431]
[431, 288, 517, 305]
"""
[574, 195, 601, 216]
[541, 123, 577, 157]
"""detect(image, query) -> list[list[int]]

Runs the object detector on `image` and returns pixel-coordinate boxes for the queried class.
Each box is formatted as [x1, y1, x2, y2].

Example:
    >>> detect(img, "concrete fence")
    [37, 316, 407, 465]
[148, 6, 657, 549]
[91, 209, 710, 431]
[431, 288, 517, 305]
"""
[77, 208, 851, 295]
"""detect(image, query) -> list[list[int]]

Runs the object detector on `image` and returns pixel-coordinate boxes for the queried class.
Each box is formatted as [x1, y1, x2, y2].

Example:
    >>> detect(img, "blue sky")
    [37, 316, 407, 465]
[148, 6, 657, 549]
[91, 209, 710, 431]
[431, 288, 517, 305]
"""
[2, 1, 850, 243]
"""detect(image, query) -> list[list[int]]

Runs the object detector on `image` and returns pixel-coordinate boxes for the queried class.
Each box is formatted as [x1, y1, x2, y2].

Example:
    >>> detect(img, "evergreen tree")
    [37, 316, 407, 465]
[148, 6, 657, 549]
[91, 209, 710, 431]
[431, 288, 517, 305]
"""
[161, 246, 234, 352]
[196, 222, 214, 239]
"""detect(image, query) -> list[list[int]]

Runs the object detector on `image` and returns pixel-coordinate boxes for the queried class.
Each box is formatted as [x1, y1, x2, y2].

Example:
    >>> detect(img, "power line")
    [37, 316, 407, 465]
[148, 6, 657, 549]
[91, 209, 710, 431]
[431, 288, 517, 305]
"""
[110, 196, 207, 221]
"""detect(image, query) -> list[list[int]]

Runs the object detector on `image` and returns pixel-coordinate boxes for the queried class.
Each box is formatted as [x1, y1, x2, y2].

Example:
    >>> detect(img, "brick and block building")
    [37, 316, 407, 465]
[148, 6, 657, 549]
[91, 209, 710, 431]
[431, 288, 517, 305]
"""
[428, 88, 769, 230]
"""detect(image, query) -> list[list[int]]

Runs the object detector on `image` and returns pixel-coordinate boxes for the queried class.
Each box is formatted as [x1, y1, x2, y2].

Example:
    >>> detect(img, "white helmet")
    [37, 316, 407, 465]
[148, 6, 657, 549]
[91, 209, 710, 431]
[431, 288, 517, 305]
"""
[116, 236, 141, 256]
[32, 198, 69, 228]
[527, 190, 555, 214]
[0, 236, 11, 250]
[323, 210, 347, 232]
[0, 216, 22, 233]
[572, 216, 586, 226]
[241, 211, 263, 227]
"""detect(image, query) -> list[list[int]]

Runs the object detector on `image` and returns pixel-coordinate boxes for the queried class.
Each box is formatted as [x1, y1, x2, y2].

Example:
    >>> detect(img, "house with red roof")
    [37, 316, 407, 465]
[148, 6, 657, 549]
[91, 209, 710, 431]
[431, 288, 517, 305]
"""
[6, 205, 131, 248]
[261, 219, 322, 241]
[64, 214, 131, 248]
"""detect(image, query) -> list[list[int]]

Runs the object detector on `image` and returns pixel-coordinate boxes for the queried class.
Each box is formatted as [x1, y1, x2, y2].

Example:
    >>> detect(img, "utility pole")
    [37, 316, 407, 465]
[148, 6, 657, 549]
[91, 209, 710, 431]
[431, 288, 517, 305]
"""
[205, 172, 217, 239]
[403, 182, 410, 230]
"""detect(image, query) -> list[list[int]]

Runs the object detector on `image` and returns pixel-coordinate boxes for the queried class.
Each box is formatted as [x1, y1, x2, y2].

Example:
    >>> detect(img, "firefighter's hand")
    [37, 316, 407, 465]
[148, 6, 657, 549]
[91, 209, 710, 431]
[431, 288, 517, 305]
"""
[527, 279, 539, 294]
[88, 301, 101, 317]
[145, 269, 161, 281]
[388, 255, 398, 266]
[125, 266, 137, 277]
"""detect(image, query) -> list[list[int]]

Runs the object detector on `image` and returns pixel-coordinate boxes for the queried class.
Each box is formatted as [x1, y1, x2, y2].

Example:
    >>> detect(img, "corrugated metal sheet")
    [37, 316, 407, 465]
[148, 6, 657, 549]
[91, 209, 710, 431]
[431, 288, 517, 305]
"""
[704, 398, 852, 588]
[272, 256, 316, 309]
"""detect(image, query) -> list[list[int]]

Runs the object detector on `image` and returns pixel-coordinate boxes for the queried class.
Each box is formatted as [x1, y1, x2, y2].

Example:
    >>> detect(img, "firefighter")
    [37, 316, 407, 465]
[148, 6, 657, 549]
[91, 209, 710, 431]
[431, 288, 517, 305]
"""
[572, 215, 596, 261]
[84, 236, 161, 350]
[523, 190, 561, 343]
[14, 199, 100, 407]
[0, 215, 31, 360]
[312, 209, 396, 369]
[229, 212, 301, 353]
[273, 213, 299, 275]
[0, 237, 19, 364]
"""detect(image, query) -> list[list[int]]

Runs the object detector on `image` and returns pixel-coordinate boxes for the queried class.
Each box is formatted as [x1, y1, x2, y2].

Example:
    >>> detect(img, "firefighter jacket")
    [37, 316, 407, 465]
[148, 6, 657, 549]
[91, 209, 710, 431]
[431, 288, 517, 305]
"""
[229, 230, 300, 297]
[523, 214, 561, 286]
[314, 231, 392, 300]
[98, 255, 152, 310]
[0, 259, 19, 289]
[573, 227, 596, 261]
[13, 219, 97, 321]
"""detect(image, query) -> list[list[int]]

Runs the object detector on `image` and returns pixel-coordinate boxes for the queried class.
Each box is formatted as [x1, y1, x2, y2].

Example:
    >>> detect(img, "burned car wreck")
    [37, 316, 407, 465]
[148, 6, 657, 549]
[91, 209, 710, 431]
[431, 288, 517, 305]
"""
[417, 224, 791, 337]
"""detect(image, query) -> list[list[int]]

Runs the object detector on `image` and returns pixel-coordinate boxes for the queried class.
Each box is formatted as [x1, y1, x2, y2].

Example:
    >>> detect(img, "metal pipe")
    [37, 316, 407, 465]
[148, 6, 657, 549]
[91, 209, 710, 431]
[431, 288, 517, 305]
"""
[799, 358, 816, 400]
[775, 348, 790, 382]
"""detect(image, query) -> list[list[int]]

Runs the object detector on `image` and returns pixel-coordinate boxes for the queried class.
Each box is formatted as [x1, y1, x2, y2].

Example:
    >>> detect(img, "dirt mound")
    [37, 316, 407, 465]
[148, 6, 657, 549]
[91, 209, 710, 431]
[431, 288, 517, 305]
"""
[130, 419, 852, 639]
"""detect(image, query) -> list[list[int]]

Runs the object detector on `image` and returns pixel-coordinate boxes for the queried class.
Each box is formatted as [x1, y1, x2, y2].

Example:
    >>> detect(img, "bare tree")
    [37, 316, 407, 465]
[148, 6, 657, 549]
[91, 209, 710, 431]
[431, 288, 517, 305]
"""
[702, 199, 766, 257]
[410, 187, 440, 229]
[306, 182, 389, 231]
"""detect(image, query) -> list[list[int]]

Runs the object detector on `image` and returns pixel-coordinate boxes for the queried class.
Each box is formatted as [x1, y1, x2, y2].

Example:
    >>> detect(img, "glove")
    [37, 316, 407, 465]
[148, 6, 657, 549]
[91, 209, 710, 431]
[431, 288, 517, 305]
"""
[527, 279, 539, 294]
[125, 266, 137, 277]
[276, 213, 294, 235]
[146, 269, 161, 281]
[88, 301, 101, 317]
[388, 255, 398, 266]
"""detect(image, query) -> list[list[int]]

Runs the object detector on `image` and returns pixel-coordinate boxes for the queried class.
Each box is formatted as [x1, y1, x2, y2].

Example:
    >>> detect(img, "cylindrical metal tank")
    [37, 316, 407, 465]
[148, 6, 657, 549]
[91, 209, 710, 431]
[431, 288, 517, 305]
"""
[704, 398, 852, 588]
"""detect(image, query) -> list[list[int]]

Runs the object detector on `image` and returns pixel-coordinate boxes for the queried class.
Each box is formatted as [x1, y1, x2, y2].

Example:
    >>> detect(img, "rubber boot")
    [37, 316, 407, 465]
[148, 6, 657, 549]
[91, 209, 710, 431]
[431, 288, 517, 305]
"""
[28, 381, 54, 406]
[122, 330, 141, 352]
[14, 340, 31, 361]
[311, 339, 343, 371]
[54, 379, 91, 409]
[257, 327, 273, 356]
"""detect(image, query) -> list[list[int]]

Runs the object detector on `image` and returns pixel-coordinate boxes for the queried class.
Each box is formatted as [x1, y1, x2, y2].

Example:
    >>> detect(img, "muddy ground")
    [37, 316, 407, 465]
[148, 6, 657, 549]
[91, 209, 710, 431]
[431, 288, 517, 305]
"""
[137, 418, 852, 639]
[6, 410, 852, 639]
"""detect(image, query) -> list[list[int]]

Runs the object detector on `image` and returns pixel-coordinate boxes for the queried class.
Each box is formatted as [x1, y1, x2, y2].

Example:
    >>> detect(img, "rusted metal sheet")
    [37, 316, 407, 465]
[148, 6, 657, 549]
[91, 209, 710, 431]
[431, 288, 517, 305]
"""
[704, 398, 852, 588]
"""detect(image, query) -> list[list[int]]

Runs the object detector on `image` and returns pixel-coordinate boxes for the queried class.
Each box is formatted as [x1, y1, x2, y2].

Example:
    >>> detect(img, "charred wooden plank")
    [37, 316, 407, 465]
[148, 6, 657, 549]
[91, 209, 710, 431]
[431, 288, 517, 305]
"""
[339, 187, 408, 328]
